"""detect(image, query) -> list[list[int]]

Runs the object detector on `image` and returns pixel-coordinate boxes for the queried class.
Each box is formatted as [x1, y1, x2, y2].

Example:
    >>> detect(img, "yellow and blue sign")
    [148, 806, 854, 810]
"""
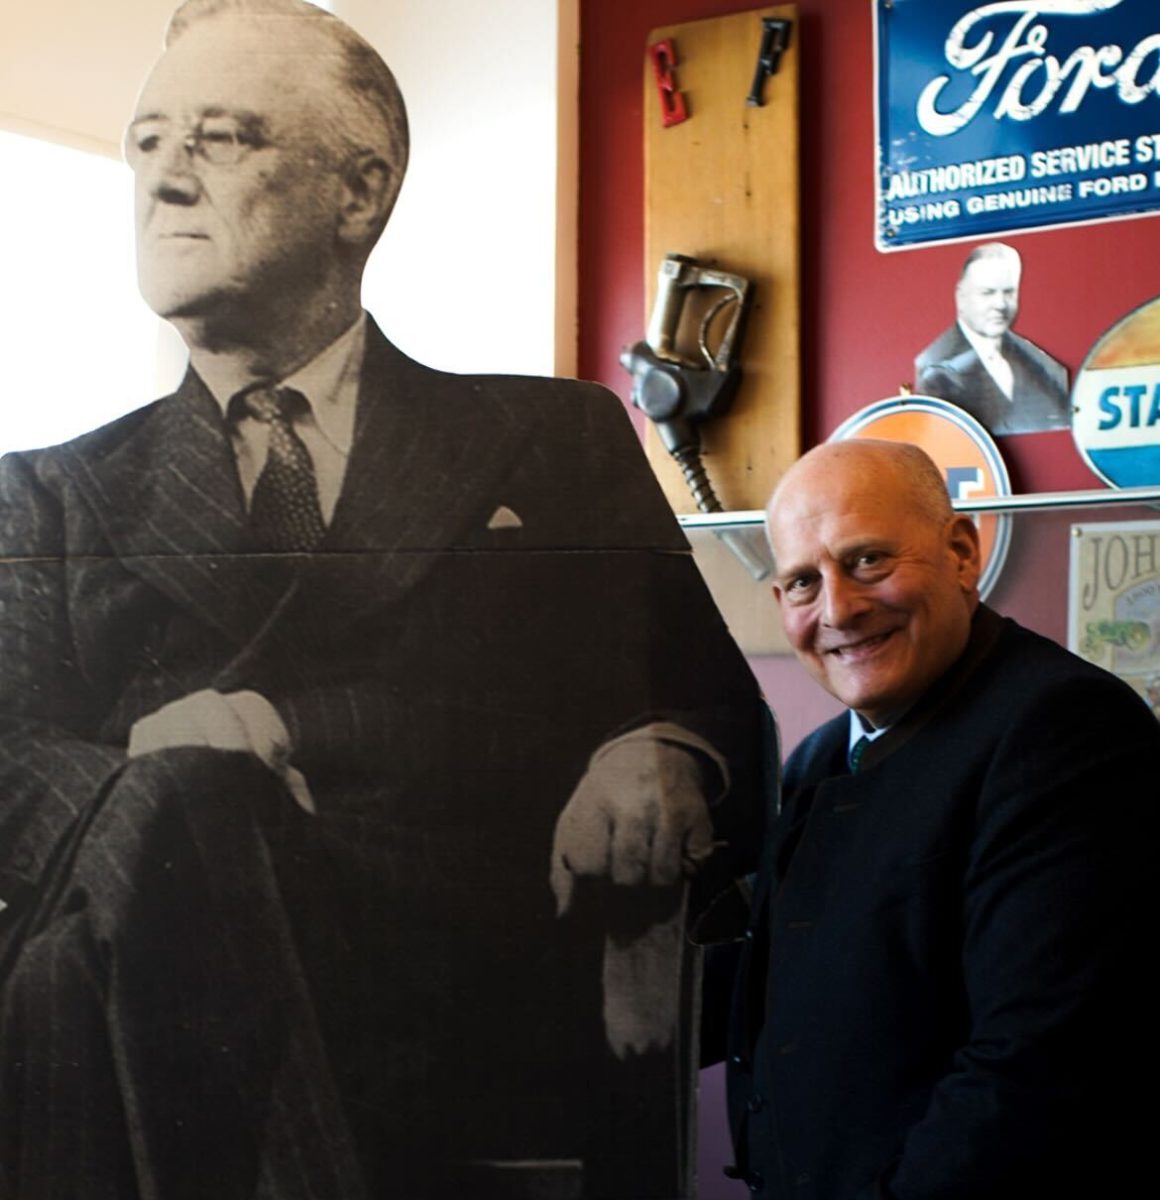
[831, 395, 1012, 600]
[1073, 293, 1160, 488]
[876, 0, 1160, 250]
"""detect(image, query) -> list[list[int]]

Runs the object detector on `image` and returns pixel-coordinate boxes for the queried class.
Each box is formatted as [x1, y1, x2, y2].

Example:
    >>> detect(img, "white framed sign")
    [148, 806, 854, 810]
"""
[1069, 518, 1160, 718]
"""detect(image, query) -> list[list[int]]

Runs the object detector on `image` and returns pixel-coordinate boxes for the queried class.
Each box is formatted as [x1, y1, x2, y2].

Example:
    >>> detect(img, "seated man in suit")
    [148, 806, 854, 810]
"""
[709, 439, 1156, 1198]
[915, 242, 1070, 436]
[0, 2, 765, 1197]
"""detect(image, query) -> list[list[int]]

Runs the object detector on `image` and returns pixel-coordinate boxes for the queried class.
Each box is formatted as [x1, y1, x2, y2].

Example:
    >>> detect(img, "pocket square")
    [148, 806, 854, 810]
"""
[486, 505, 524, 530]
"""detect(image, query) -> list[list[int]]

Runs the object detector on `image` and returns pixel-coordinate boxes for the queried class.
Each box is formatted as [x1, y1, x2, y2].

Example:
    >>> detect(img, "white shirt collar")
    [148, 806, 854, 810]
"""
[847, 710, 889, 758]
[201, 313, 366, 454]
[957, 319, 1003, 361]
[958, 319, 1015, 400]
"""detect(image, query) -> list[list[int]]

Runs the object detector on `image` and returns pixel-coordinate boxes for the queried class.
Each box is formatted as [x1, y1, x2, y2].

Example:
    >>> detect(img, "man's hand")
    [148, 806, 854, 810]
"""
[127, 689, 314, 813]
[549, 736, 715, 917]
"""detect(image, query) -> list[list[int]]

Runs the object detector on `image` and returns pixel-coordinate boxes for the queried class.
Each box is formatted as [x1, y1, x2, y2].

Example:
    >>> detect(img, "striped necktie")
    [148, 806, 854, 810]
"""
[240, 385, 326, 552]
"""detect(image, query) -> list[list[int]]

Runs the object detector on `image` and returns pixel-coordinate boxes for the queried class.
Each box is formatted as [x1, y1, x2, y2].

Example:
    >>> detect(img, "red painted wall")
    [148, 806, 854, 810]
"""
[578, 3, 1160, 1194]
[579, 0, 1160, 477]
[578, 0, 1160, 661]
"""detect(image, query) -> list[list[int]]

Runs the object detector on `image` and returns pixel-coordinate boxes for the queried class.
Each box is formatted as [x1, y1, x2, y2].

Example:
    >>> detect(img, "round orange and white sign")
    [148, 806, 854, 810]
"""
[829, 396, 1012, 601]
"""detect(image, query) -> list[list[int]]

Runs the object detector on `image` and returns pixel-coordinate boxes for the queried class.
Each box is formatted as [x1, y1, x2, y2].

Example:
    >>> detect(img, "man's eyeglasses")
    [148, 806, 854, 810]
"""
[124, 116, 267, 171]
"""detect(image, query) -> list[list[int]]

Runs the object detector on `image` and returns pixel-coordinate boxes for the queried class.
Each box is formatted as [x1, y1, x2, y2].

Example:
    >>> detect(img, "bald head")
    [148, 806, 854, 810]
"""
[767, 440, 953, 546]
[765, 439, 981, 727]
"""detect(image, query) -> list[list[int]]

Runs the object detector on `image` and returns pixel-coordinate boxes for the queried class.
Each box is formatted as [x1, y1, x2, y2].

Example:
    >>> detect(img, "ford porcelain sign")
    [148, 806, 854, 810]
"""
[1073, 293, 1160, 487]
[875, 0, 1160, 249]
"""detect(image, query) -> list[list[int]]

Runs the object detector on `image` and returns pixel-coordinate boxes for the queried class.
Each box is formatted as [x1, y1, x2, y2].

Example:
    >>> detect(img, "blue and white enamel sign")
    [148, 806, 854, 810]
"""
[875, 1, 1160, 251]
[1073, 293, 1160, 487]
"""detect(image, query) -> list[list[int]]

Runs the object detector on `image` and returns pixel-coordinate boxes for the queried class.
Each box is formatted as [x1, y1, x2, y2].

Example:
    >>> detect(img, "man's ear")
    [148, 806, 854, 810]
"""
[946, 514, 982, 595]
[337, 152, 395, 245]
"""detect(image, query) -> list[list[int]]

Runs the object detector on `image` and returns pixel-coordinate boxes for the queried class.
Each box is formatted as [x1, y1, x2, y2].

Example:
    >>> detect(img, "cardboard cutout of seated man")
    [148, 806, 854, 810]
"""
[0, 3, 767, 1196]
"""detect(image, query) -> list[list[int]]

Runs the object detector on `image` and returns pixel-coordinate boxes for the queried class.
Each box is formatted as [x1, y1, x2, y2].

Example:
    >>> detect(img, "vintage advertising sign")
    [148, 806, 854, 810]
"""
[1069, 519, 1160, 718]
[1072, 292, 1160, 487]
[875, 1, 1160, 251]
[830, 395, 1013, 599]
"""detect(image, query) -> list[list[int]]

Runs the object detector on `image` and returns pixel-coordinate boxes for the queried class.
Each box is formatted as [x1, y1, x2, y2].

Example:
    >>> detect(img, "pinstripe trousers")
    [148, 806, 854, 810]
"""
[0, 748, 369, 1200]
[0, 746, 620, 1199]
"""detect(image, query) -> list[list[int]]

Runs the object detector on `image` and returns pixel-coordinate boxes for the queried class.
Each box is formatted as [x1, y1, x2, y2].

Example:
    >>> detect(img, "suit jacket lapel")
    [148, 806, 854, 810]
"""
[322, 321, 533, 609]
[64, 371, 277, 645]
[69, 324, 534, 648]
[859, 606, 1004, 773]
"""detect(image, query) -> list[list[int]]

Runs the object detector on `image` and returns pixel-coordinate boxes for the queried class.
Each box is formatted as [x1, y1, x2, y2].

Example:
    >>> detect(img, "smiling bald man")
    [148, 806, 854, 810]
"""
[709, 439, 1158, 1199]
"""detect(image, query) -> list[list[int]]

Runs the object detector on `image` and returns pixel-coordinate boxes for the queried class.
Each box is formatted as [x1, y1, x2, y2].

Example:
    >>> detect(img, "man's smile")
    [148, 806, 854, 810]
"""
[823, 629, 899, 661]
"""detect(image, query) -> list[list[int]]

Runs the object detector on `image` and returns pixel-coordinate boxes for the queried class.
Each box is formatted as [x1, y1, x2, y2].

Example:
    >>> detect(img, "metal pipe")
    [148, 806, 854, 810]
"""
[676, 485, 1160, 530]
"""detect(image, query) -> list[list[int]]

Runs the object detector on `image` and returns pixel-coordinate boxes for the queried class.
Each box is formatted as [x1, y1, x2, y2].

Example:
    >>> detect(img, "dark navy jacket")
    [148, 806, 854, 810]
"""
[718, 607, 1157, 1199]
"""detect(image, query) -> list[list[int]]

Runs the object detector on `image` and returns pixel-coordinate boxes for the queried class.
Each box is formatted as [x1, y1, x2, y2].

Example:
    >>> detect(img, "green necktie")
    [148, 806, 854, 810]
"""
[848, 735, 870, 773]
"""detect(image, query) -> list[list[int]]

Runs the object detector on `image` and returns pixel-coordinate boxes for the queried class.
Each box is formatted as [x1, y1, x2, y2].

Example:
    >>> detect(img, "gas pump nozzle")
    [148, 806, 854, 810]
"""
[621, 253, 770, 580]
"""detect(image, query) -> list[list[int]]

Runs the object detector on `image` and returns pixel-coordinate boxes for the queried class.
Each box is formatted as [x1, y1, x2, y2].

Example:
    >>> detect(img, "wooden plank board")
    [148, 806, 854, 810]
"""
[642, 5, 800, 654]
[643, 4, 800, 512]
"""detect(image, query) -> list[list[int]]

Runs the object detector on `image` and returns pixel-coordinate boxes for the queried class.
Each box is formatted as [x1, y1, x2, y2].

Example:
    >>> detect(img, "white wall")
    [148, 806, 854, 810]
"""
[0, 130, 186, 451]
[345, 0, 579, 377]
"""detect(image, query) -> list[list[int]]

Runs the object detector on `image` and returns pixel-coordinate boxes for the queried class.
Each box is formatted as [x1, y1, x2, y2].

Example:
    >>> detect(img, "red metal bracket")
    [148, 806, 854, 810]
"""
[649, 38, 688, 128]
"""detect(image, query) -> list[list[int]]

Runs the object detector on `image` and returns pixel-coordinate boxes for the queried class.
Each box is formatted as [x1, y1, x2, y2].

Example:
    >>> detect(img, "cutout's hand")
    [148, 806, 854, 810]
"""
[549, 738, 713, 916]
[128, 688, 314, 812]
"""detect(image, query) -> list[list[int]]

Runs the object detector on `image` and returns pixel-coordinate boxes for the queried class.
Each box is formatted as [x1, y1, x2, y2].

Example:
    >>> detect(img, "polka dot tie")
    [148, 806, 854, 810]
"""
[241, 385, 326, 552]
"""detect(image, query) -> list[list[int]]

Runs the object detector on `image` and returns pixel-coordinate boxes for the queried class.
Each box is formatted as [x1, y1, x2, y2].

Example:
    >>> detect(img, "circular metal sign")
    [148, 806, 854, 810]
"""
[1072, 293, 1160, 489]
[829, 395, 1013, 602]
